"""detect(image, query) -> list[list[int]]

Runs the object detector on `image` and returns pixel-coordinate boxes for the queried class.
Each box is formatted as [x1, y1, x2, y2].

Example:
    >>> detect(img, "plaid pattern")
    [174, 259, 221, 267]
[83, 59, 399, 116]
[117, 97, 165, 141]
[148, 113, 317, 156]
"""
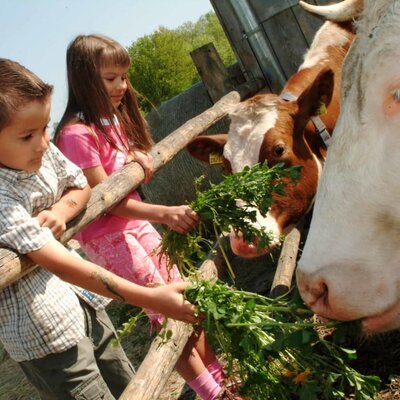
[0, 143, 109, 361]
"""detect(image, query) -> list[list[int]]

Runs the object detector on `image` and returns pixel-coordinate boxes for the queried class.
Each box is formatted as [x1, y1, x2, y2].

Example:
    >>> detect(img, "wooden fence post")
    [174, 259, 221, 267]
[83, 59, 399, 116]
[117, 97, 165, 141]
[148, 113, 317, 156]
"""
[190, 42, 235, 103]
[269, 219, 305, 298]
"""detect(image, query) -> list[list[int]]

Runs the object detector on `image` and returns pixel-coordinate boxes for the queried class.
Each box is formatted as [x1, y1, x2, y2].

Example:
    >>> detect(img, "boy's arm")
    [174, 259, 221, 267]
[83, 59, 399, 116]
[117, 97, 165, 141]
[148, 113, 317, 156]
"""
[27, 239, 199, 324]
[50, 184, 91, 222]
[36, 185, 91, 238]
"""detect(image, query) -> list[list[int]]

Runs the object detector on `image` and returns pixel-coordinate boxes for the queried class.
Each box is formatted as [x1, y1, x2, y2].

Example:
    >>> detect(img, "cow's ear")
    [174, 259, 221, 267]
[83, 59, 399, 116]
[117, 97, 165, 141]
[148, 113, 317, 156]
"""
[297, 67, 335, 118]
[186, 134, 228, 165]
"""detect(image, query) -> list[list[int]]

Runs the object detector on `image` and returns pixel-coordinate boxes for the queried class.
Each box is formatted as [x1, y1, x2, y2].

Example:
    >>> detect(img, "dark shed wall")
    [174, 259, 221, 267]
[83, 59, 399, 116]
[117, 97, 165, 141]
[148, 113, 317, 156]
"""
[210, 0, 334, 91]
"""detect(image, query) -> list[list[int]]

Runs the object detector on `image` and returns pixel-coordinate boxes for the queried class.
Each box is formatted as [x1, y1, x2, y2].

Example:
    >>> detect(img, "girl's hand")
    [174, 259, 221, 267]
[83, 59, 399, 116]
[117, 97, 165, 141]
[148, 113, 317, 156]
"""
[127, 150, 154, 183]
[35, 209, 67, 239]
[163, 206, 199, 234]
[150, 282, 200, 324]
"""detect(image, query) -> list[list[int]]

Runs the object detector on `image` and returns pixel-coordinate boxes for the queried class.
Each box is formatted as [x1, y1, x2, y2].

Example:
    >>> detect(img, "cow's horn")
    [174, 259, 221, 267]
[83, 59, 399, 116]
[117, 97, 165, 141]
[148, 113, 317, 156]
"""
[299, 0, 363, 22]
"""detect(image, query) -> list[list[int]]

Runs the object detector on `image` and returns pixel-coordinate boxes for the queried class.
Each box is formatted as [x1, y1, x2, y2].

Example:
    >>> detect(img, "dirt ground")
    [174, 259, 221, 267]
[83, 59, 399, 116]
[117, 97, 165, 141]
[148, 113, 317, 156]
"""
[1, 251, 400, 399]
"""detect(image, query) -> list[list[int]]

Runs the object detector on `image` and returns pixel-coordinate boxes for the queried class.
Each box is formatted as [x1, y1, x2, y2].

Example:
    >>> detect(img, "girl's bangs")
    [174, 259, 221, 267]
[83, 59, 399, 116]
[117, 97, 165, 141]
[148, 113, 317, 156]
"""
[100, 46, 131, 68]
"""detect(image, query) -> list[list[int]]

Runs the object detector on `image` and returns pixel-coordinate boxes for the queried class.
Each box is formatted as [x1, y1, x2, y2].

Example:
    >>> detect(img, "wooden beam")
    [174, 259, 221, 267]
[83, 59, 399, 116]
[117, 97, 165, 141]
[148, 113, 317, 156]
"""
[269, 219, 304, 298]
[190, 42, 235, 103]
[119, 259, 218, 400]
[0, 78, 265, 290]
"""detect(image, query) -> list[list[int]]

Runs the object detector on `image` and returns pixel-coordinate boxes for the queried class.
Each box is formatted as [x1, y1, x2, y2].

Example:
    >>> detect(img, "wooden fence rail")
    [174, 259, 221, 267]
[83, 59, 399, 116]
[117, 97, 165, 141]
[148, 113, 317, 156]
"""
[119, 259, 219, 400]
[0, 78, 265, 290]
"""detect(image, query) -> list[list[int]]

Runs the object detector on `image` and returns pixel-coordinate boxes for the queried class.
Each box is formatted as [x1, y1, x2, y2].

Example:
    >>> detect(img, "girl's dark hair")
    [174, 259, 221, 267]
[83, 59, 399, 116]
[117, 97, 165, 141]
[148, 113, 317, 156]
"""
[54, 34, 153, 151]
[0, 58, 53, 131]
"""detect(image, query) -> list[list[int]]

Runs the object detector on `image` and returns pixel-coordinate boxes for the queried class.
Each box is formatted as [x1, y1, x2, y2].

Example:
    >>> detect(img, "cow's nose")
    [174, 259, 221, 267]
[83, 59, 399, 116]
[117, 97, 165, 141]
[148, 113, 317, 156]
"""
[296, 269, 328, 309]
[229, 229, 269, 258]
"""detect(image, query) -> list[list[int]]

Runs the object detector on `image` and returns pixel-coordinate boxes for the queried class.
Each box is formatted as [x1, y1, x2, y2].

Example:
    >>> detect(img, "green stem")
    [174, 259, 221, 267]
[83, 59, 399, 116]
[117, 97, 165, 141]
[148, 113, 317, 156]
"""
[225, 320, 340, 329]
[213, 222, 236, 281]
[252, 304, 314, 316]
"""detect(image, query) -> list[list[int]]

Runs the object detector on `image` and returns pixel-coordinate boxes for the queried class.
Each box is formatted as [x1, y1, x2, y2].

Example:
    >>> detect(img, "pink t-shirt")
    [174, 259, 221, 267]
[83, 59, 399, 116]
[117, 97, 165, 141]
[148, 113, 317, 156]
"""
[58, 119, 143, 243]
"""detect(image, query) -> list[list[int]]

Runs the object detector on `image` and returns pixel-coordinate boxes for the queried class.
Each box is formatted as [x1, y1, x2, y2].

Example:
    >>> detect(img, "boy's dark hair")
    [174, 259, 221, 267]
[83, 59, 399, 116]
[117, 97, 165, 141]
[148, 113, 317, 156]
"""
[0, 58, 53, 130]
[54, 34, 153, 151]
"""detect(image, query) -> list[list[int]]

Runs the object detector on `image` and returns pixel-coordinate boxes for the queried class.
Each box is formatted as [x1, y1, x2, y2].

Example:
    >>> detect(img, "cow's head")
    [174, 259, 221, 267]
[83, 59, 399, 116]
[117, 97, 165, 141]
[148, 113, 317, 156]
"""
[296, 0, 400, 334]
[188, 67, 334, 258]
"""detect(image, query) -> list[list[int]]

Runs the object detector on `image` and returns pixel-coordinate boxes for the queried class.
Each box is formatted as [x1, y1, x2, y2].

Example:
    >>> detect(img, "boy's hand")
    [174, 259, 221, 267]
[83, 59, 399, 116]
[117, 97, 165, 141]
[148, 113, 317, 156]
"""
[150, 282, 201, 324]
[35, 209, 67, 239]
[127, 150, 154, 184]
[163, 206, 199, 234]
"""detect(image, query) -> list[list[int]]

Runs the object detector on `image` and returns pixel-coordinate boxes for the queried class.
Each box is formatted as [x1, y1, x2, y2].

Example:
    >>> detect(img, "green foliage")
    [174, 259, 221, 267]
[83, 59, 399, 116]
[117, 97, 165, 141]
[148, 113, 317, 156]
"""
[111, 309, 146, 347]
[157, 162, 301, 277]
[185, 280, 381, 400]
[127, 12, 236, 112]
[177, 13, 236, 67]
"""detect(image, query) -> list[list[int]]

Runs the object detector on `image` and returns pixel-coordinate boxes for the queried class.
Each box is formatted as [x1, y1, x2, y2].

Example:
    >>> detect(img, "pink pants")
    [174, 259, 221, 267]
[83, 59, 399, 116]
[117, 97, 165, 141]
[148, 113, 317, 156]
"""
[81, 220, 181, 328]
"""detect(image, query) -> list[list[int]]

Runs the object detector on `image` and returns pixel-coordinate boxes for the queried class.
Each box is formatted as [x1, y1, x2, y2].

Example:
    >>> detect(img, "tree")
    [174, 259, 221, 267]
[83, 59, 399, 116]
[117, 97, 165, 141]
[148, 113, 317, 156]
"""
[178, 12, 236, 67]
[128, 11, 235, 113]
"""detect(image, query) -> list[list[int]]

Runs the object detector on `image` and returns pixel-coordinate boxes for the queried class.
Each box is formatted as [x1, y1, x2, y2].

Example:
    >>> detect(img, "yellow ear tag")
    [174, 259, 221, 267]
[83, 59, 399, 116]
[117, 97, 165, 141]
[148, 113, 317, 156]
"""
[316, 101, 327, 116]
[209, 152, 224, 165]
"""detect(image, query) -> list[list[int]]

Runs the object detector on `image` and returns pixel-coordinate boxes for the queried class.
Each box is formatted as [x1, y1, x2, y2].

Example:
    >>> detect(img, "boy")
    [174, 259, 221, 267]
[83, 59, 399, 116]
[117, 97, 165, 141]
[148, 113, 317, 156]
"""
[0, 58, 198, 399]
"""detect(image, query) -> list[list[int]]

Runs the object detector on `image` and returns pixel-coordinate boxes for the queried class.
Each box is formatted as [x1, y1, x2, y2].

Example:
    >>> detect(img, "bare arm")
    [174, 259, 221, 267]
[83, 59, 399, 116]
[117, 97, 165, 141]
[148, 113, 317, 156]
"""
[36, 185, 91, 238]
[27, 239, 198, 324]
[84, 165, 198, 234]
[126, 149, 154, 184]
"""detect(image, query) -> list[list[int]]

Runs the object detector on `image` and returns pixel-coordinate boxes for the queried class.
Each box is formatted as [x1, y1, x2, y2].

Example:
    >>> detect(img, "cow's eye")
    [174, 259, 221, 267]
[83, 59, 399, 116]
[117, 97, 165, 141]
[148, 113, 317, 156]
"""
[273, 144, 286, 157]
[393, 89, 400, 102]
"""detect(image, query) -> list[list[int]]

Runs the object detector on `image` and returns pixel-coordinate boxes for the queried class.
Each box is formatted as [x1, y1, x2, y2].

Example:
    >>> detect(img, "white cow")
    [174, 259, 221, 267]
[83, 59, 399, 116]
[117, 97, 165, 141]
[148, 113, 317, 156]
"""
[296, 0, 400, 334]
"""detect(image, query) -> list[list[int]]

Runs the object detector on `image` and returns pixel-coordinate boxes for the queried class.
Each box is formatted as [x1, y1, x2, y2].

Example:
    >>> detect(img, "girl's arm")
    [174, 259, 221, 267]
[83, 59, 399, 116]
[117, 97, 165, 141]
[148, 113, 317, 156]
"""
[36, 184, 91, 238]
[112, 200, 198, 234]
[126, 150, 154, 184]
[84, 166, 198, 234]
[27, 238, 198, 324]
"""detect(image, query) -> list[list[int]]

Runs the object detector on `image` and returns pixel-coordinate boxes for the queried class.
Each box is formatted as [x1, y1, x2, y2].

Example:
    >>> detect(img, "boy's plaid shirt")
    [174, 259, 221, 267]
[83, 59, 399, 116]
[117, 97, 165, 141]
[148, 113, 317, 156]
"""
[0, 143, 109, 361]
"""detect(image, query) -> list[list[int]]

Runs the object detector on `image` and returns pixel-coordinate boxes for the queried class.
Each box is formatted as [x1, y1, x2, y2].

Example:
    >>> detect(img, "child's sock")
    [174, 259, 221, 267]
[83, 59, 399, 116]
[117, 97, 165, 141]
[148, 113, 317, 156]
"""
[207, 359, 225, 385]
[187, 368, 221, 400]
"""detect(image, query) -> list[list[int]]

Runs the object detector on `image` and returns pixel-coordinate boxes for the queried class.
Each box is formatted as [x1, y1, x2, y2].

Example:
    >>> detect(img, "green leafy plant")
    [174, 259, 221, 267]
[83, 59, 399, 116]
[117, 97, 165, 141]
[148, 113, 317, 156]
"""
[185, 280, 380, 400]
[157, 162, 301, 276]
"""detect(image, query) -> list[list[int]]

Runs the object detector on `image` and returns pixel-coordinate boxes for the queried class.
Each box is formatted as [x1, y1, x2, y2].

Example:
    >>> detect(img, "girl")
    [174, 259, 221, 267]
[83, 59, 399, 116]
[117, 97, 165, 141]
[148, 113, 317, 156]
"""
[55, 34, 240, 400]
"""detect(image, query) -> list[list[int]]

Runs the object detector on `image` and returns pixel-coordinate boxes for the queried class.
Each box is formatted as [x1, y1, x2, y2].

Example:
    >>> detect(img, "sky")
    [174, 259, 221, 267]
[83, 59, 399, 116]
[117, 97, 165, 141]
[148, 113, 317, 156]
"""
[0, 0, 213, 125]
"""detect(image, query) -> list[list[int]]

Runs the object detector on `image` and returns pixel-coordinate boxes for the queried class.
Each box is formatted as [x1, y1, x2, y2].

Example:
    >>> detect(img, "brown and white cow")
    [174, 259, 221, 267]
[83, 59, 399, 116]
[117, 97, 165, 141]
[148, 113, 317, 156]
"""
[188, 8, 357, 258]
[297, 0, 400, 334]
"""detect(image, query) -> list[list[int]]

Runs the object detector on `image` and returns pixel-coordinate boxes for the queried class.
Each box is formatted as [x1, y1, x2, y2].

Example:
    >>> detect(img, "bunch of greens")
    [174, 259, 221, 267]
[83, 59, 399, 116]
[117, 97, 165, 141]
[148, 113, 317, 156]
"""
[185, 280, 380, 400]
[158, 162, 301, 276]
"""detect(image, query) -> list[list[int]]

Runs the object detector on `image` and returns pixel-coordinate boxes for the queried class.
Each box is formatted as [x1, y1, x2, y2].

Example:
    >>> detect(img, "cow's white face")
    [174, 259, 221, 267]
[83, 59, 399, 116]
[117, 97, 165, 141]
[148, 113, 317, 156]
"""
[297, 0, 400, 333]
[223, 97, 284, 253]
[223, 97, 280, 173]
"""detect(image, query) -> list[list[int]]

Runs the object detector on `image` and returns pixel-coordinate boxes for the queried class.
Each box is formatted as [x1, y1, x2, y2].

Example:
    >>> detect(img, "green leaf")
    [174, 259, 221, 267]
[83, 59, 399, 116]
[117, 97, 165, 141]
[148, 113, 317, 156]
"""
[299, 381, 320, 400]
[285, 329, 317, 348]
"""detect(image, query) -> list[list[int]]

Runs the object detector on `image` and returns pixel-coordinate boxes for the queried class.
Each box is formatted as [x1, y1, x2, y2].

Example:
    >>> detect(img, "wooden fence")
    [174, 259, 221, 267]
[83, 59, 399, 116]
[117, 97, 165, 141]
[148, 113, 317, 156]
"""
[0, 80, 265, 290]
